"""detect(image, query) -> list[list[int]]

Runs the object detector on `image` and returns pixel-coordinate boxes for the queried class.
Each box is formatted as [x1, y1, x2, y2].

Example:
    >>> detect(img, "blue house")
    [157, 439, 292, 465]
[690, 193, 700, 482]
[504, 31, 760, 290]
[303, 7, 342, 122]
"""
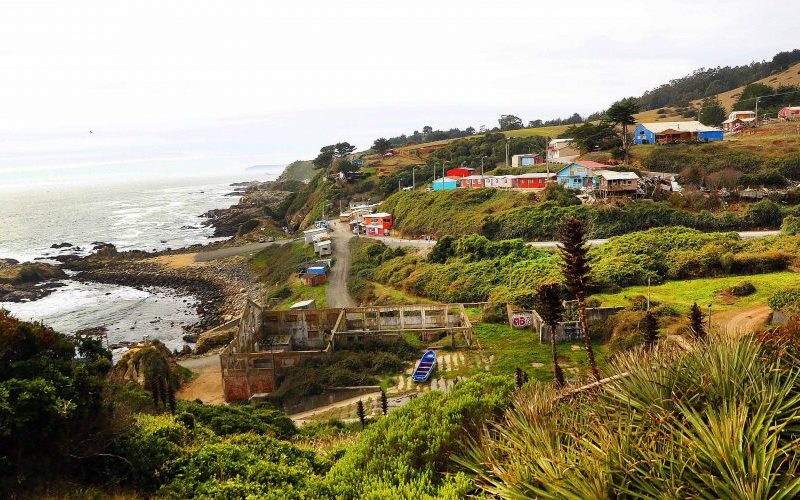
[556, 161, 608, 190]
[432, 176, 459, 191]
[633, 121, 723, 145]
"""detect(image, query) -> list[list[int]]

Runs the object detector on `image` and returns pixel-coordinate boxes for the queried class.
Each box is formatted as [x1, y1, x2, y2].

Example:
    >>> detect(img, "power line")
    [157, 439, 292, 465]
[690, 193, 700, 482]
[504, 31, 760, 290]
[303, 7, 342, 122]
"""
[732, 87, 800, 105]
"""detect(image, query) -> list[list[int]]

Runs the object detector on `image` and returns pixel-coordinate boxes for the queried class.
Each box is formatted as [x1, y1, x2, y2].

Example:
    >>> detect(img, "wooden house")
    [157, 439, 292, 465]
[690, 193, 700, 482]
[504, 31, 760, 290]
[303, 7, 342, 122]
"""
[511, 172, 555, 190]
[633, 121, 723, 145]
[556, 161, 607, 190]
[593, 170, 640, 196]
[363, 212, 393, 236]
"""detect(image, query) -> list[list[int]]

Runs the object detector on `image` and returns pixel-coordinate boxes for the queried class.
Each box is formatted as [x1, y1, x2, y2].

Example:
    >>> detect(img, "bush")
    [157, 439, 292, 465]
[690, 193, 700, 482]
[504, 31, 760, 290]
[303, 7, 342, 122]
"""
[781, 215, 800, 235]
[729, 281, 756, 297]
[326, 373, 514, 498]
[175, 400, 296, 438]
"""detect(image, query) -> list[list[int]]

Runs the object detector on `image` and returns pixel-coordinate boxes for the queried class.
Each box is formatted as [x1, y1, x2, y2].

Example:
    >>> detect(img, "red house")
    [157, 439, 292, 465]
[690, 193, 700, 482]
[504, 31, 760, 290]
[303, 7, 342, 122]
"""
[459, 175, 486, 189]
[779, 107, 800, 121]
[363, 212, 393, 236]
[446, 167, 476, 178]
[511, 173, 555, 190]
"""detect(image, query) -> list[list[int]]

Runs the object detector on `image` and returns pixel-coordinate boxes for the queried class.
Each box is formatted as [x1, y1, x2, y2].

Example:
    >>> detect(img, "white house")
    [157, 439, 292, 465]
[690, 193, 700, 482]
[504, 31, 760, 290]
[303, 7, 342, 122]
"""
[303, 227, 328, 244]
[546, 138, 580, 163]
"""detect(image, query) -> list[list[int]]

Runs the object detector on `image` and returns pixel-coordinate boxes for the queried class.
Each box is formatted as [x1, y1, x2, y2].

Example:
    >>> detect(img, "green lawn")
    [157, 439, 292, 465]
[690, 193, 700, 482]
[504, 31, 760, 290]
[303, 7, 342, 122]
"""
[465, 323, 608, 382]
[502, 125, 571, 139]
[593, 271, 800, 313]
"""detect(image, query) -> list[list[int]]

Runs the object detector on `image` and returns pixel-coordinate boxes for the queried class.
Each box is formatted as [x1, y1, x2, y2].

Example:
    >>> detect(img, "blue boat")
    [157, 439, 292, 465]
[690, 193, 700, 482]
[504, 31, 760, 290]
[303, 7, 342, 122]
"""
[412, 350, 437, 382]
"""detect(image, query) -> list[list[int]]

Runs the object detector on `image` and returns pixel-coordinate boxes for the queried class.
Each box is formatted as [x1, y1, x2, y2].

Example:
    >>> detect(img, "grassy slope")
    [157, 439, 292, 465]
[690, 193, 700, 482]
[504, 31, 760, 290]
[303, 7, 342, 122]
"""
[593, 271, 800, 312]
[691, 61, 800, 110]
[278, 160, 316, 183]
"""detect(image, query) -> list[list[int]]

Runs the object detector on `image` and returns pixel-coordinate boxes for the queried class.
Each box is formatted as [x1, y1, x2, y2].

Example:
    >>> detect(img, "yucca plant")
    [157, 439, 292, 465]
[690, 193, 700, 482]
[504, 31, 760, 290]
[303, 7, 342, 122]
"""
[459, 335, 800, 498]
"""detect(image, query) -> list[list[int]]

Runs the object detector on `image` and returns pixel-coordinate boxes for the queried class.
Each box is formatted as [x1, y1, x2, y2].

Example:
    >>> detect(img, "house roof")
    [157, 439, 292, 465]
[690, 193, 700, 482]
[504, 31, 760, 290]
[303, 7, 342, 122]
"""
[595, 170, 640, 181]
[365, 212, 392, 218]
[549, 138, 574, 144]
[433, 176, 460, 182]
[303, 227, 327, 234]
[513, 172, 556, 179]
[638, 121, 721, 133]
[461, 175, 487, 180]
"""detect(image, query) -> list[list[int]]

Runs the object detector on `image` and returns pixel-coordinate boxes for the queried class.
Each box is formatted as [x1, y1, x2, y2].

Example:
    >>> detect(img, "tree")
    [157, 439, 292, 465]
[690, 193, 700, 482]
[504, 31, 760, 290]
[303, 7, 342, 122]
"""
[606, 97, 640, 164]
[689, 302, 706, 340]
[699, 95, 726, 127]
[498, 114, 524, 131]
[528, 119, 543, 128]
[537, 283, 566, 388]
[642, 310, 659, 349]
[558, 217, 600, 381]
[356, 400, 366, 429]
[372, 137, 391, 154]
[465, 126, 476, 135]
[380, 389, 388, 416]
[334, 142, 356, 158]
[562, 121, 621, 153]
[313, 145, 336, 169]
[422, 125, 433, 134]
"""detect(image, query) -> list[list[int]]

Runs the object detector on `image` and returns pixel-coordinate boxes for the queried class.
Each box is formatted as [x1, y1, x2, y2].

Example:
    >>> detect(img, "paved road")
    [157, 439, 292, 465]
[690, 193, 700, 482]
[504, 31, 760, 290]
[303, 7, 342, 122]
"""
[326, 221, 357, 307]
[376, 230, 782, 250]
[194, 238, 293, 262]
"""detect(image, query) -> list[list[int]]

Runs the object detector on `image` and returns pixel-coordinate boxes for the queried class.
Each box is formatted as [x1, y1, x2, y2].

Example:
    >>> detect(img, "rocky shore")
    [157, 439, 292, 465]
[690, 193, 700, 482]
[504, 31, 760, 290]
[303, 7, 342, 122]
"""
[0, 259, 68, 302]
[202, 180, 298, 237]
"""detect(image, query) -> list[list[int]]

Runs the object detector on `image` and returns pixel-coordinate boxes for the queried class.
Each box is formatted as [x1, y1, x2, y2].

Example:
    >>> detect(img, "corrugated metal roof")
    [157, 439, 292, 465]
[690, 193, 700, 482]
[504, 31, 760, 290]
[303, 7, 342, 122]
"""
[639, 121, 721, 133]
[595, 170, 640, 180]
[366, 212, 392, 218]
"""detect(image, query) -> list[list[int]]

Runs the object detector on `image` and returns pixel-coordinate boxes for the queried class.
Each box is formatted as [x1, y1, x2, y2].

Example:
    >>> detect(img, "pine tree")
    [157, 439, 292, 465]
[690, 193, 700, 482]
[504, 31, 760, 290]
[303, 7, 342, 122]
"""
[558, 217, 601, 381]
[356, 400, 366, 429]
[380, 390, 388, 416]
[690, 302, 706, 340]
[167, 383, 177, 415]
[643, 310, 659, 349]
[537, 283, 566, 388]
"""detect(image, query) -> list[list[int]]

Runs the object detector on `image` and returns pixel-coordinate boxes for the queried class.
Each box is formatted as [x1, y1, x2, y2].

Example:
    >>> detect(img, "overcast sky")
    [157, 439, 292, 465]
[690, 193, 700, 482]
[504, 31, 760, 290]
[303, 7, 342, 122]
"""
[0, 0, 798, 184]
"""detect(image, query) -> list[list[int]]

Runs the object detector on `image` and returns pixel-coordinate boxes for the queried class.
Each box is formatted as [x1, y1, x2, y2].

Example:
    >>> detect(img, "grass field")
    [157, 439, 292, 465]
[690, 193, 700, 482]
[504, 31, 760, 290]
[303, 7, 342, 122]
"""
[593, 271, 800, 313]
[501, 125, 571, 139]
[462, 323, 607, 382]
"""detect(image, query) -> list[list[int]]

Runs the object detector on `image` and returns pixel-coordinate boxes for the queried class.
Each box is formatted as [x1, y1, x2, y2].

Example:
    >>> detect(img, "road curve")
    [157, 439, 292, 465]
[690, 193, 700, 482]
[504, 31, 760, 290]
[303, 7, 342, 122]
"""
[194, 238, 294, 262]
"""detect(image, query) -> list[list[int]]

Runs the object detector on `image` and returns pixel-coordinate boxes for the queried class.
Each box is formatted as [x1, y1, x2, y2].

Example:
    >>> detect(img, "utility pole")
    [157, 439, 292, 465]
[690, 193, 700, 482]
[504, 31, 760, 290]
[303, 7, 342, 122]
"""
[707, 303, 712, 333]
[505, 137, 511, 167]
[755, 96, 760, 127]
[412, 166, 415, 189]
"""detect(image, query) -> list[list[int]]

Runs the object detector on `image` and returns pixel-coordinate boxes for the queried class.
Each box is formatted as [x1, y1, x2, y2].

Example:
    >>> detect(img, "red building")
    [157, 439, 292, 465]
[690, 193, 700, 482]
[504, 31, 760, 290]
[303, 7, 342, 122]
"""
[779, 107, 800, 121]
[446, 167, 476, 178]
[511, 173, 555, 190]
[459, 175, 485, 188]
[302, 273, 327, 287]
[363, 212, 393, 236]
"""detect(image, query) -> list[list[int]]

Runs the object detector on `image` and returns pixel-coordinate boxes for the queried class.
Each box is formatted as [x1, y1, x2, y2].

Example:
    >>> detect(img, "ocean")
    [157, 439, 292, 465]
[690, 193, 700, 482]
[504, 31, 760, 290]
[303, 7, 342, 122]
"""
[0, 168, 283, 355]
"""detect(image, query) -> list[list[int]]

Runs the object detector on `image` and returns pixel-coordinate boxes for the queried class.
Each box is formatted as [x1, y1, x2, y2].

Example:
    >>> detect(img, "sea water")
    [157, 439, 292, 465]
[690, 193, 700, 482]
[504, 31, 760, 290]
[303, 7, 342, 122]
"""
[0, 169, 282, 351]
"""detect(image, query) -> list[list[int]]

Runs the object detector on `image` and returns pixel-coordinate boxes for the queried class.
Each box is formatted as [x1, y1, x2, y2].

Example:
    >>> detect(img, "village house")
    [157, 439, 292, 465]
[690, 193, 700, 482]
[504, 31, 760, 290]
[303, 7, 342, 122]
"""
[459, 175, 486, 189]
[633, 121, 723, 145]
[511, 153, 545, 167]
[432, 176, 460, 190]
[511, 172, 555, 190]
[363, 212, 393, 236]
[303, 226, 328, 244]
[483, 175, 515, 189]
[722, 110, 756, 132]
[779, 106, 800, 121]
[593, 170, 640, 196]
[313, 238, 332, 257]
[556, 161, 608, 190]
[546, 138, 580, 163]
[446, 166, 476, 178]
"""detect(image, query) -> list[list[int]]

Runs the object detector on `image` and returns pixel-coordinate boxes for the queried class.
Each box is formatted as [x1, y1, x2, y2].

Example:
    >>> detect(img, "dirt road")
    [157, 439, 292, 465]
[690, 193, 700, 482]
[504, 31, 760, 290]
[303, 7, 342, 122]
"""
[177, 354, 225, 404]
[194, 238, 293, 262]
[326, 222, 356, 307]
[714, 304, 772, 336]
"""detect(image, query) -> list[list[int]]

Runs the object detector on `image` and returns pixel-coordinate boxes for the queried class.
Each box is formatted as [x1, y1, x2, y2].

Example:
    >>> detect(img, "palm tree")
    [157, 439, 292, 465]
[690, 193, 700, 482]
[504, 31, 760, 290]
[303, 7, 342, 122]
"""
[558, 217, 600, 381]
[537, 283, 566, 388]
[606, 97, 640, 164]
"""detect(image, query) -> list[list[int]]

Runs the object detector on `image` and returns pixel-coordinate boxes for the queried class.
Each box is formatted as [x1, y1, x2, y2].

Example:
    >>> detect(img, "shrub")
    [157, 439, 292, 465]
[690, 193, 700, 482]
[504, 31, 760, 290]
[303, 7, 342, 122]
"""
[729, 281, 756, 297]
[781, 215, 800, 235]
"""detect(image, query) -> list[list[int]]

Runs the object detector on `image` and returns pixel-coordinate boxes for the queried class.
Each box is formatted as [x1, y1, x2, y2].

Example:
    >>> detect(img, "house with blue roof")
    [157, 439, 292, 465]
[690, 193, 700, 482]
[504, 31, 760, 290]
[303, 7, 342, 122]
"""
[633, 121, 723, 145]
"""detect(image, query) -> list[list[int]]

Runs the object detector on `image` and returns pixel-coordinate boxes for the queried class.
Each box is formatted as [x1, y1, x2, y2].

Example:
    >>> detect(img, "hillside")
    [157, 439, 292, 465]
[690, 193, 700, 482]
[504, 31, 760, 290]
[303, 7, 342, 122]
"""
[692, 61, 800, 111]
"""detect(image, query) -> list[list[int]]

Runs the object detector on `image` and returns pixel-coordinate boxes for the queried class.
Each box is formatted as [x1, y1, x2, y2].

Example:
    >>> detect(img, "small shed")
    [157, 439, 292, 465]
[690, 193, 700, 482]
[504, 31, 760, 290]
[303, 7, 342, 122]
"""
[511, 154, 545, 167]
[303, 227, 328, 244]
[313, 240, 332, 257]
[301, 273, 327, 287]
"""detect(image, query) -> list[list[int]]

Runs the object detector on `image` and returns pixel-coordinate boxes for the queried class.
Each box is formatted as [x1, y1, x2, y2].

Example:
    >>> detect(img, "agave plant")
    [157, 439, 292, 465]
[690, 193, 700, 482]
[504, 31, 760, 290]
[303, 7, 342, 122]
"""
[458, 335, 800, 498]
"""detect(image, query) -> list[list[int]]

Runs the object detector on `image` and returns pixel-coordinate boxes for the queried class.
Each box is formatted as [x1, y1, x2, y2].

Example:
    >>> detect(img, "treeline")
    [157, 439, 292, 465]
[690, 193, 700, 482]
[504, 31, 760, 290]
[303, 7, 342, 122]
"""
[639, 49, 800, 109]
[427, 132, 549, 170]
[732, 83, 800, 116]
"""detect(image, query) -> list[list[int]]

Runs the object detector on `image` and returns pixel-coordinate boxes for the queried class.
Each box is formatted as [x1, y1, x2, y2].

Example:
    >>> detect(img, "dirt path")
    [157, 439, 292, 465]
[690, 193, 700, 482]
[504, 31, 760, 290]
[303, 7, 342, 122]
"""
[194, 238, 293, 262]
[715, 304, 772, 336]
[177, 354, 225, 404]
[326, 221, 356, 307]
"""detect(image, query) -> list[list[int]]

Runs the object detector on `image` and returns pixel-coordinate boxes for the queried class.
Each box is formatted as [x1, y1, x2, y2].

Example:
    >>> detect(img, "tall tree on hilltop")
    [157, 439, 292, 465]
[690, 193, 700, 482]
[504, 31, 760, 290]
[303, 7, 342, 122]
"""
[699, 95, 726, 127]
[313, 145, 336, 169]
[334, 142, 357, 158]
[498, 114, 524, 131]
[643, 310, 659, 350]
[558, 217, 600, 382]
[606, 97, 640, 164]
[689, 302, 706, 340]
[537, 282, 566, 388]
[372, 137, 391, 154]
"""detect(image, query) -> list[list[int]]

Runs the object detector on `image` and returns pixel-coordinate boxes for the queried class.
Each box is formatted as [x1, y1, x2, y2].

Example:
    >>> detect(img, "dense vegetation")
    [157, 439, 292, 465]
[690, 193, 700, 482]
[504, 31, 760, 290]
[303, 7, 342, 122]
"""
[354, 228, 800, 307]
[380, 189, 794, 241]
[427, 132, 548, 171]
[638, 49, 800, 109]
[462, 334, 800, 497]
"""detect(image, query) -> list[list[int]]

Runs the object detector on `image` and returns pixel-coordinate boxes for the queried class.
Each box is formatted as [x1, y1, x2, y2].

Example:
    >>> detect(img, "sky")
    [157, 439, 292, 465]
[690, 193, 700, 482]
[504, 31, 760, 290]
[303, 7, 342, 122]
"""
[0, 0, 798, 185]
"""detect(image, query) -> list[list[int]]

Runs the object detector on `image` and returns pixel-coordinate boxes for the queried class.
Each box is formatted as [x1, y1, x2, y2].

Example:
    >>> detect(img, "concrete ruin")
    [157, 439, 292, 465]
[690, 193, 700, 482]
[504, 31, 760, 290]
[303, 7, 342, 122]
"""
[220, 300, 473, 401]
[507, 303, 624, 342]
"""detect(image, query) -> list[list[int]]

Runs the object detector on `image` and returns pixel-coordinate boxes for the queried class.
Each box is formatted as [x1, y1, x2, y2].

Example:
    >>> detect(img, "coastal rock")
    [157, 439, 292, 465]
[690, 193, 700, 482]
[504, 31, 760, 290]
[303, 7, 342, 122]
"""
[195, 326, 236, 354]
[108, 341, 190, 388]
[0, 261, 68, 302]
[50, 242, 74, 249]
